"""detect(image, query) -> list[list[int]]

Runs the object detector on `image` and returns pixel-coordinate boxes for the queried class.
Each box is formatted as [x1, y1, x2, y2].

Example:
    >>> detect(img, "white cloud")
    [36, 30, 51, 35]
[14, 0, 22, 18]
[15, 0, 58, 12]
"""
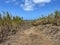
[21, 4, 34, 11]
[5, 0, 10, 3]
[21, 0, 51, 11]
[5, 0, 51, 11]
[14, 2, 20, 5]
[33, 0, 51, 3]
[12, 0, 16, 2]
[5, 0, 19, 5]
[39, 3, 45, 6]
[20, 0, 35, 11]
[5, 0, 16, 3]
[23, 6, 33, 11]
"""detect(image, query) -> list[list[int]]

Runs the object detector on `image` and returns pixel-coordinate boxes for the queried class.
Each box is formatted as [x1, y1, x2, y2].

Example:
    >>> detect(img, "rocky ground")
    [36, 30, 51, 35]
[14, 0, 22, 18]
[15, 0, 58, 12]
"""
[0, 24, 60, 45]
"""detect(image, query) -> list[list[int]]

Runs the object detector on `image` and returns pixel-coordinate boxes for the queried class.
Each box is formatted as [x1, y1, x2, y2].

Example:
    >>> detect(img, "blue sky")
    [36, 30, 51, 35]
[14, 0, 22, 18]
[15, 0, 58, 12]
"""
[0, 0, 60, 20]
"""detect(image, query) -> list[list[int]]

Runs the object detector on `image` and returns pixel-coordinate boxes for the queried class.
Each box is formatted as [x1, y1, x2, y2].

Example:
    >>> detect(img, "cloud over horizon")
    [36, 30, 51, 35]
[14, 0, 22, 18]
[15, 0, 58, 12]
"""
[33, 0, 51, 3]
[5, 0, 51, 11]
[21, 0, 51, 11]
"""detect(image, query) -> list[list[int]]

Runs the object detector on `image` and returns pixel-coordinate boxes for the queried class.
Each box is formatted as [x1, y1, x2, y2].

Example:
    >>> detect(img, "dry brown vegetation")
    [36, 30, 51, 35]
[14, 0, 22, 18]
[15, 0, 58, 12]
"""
[32, 10, 60, 26]
[0, 10, 60, 45]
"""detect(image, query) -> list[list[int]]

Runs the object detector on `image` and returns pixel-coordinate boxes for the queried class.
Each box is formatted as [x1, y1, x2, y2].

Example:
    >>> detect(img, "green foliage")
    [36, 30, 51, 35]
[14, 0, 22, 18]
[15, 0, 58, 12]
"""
[54, 10, 60, 19]
[0, 10, 60, 26]
[0, 11, 23, 26]
[12, 16, 23, 25]
[53, 10, 60, 25]
[2, 12, 12, 24]
[32, 10, 60, 26]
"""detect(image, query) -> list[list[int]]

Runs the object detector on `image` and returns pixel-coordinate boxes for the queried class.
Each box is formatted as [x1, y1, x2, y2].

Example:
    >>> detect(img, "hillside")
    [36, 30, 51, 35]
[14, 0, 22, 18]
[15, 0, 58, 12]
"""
[0, 10, 60, 45]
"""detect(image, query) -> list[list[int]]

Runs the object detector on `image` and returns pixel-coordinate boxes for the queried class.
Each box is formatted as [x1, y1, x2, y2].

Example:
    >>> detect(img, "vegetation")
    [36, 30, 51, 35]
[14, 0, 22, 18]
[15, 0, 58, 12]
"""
[0, 11, 23, 26]
[32, 10, 60, 26]
[0, 10, 60, 43]
[0, 10, 60, 26]
[0, 11, 23, 43]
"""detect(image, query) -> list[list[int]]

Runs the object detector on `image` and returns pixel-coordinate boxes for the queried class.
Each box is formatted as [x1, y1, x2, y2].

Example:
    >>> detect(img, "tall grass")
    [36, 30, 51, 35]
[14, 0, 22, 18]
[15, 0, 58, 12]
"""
[32, 10, 60, 26]
[0, 11, 23, 26]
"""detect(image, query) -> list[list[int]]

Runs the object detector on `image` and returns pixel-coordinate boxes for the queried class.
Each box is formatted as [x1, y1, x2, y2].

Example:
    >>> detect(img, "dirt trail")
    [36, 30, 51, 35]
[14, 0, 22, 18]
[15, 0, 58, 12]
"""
[0, 26, 54, 45]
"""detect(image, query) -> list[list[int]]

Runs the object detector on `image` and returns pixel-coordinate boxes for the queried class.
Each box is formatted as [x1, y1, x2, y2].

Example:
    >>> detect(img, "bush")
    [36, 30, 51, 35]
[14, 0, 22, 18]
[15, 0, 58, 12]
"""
[32, 10, 60, 26]
[0, 11, 24, 43]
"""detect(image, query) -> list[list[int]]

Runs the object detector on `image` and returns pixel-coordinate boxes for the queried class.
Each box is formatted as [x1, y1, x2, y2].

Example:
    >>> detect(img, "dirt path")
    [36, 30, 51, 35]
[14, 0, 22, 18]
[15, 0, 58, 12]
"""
[0, 26, 54, 45]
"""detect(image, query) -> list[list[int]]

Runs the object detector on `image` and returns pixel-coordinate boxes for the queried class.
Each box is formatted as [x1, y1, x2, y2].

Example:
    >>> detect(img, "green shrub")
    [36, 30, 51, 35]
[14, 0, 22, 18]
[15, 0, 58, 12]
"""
[32, 10, 60, 26]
